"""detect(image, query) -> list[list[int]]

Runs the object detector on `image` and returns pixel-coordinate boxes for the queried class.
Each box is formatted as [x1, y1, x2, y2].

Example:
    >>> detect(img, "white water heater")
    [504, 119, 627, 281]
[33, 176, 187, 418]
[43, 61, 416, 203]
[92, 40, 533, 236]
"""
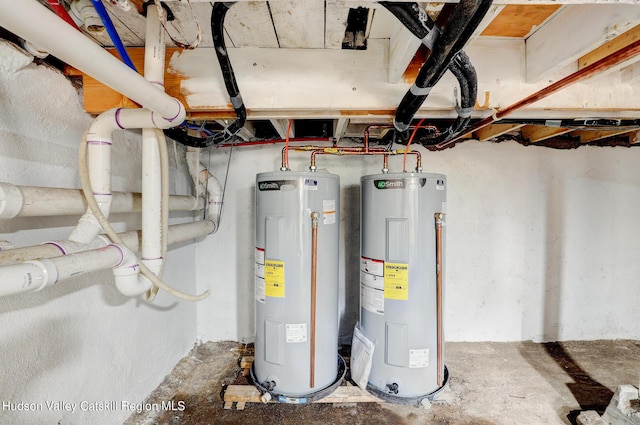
[360, 172, 448, 405]
[253, 171, 344, 401]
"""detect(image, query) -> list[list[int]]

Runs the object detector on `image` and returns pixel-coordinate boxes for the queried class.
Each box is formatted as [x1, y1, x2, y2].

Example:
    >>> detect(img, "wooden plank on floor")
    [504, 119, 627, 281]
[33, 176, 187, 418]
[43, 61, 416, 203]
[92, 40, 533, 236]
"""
[223, 384, 381, 405]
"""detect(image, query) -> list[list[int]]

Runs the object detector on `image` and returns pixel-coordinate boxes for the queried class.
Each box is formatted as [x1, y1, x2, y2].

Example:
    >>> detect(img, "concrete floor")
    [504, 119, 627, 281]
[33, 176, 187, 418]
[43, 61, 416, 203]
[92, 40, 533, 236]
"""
[123, 340, 640, 425]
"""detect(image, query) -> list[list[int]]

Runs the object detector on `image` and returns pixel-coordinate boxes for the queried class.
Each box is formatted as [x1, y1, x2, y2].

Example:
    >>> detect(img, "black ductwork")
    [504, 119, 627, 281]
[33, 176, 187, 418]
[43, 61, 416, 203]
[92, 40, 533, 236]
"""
[426, 50, 477, 144]
[165, 2, 246, 148]
[379, 2, 433, 39]
[388, 0, 492, 136]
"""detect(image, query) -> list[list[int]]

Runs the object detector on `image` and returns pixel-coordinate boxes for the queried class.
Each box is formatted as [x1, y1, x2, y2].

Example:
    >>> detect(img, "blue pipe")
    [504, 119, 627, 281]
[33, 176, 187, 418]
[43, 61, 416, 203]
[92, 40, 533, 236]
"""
[89, 0, 138, 72]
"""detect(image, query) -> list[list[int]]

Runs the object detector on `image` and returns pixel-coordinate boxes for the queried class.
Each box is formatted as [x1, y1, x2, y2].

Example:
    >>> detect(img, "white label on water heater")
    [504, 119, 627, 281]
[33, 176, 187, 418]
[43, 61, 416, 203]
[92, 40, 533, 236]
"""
[361, 283, 384, 315]
[361, 256, 384, 277]
[360, 256, 385, 314]
[285, 323, 308, 343]
[409, 349, 429, 368]
[323, 199, 336, 225]
[255, 248, 265, 303]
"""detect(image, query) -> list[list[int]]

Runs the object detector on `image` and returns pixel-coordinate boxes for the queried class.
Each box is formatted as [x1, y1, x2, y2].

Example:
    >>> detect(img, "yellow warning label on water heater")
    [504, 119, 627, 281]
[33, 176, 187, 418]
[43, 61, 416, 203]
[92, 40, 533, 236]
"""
[264, 260, 285, 298]
[384, 262, 409, 300]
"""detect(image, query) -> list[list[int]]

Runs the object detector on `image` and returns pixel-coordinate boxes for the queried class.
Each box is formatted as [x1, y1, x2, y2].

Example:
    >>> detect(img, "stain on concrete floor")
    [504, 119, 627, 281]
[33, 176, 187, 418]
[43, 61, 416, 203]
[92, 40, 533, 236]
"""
[123, 340, 640, 425]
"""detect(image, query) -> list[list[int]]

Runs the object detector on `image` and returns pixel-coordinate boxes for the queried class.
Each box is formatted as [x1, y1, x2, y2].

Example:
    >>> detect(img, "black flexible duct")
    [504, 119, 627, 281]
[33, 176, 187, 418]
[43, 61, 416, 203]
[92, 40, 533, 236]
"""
[393, 0, 492, 133]
[425, 50, 478, 145]
[379, 2, 432, 39]
[164, 2, 246, 148]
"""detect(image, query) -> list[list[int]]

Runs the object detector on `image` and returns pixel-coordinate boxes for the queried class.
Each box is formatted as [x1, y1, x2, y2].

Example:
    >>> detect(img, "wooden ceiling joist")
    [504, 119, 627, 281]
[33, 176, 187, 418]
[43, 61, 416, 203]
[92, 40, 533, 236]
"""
[570, 129, 634, 142]
[521, 125, 573, 143]
[475, 123, 525, 141]
[579, 24, 640, 70]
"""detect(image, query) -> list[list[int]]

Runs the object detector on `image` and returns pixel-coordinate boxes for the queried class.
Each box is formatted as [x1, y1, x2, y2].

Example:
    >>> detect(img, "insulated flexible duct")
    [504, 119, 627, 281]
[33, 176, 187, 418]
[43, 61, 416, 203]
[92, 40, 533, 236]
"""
[393, 0, 492, 133]
[379, 2, 432, 40]
[165, 2, 246, 148]
[427, 50, 477, 144]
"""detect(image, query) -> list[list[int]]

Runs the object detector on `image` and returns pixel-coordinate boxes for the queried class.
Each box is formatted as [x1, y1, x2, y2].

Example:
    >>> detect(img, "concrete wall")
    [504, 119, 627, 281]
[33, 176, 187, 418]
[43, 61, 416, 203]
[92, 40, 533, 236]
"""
[0, 41, 199, 424]
[197, 139, 640, 344]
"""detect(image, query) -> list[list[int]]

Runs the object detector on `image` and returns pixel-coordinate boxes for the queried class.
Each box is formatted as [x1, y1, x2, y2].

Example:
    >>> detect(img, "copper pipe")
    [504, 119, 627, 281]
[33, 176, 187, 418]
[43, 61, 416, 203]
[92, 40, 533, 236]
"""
[434, 213, 445, 387]
[309, 148, 421, 172]
[364, 124, 394, 151]
[436, 37, 640, 150]
[310, 211, 319, 389]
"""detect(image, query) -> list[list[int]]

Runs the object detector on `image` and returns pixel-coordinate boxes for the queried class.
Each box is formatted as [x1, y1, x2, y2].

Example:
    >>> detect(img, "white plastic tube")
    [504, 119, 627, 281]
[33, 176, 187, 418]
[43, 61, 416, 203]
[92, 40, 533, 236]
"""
[70, 107, 188, 244]
[0, 245, 124, 298]
[186, 147, 223, 232]
[113, 245, 152, 297]
[0, 221, 215, 267]
[141, 7, 169, 297]
[0, 183, 201, 219]
[0, 0, 185, 126]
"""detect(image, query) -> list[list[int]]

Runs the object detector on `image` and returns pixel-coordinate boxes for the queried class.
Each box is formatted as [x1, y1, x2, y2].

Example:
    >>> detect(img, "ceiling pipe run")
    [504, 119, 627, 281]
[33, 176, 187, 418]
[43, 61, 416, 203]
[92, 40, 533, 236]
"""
[437, 37, 640, 149]
[0, 0, 185, 125]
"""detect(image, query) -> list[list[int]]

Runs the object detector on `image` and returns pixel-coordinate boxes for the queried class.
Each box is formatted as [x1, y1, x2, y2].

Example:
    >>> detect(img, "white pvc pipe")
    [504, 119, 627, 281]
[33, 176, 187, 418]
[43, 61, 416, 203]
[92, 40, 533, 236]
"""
[0, 183, 202, 218]
[0, 260, 57, 297]
[141, 129, 163, 266]
[141, 6, 168, 290]
[0, 245, 124, 298]
[0, 0, 185, 126]
[113, 245, 152, 297]
[0, 220, 215, 267]
[69, 106, 189, 244]
[186, 148, 223, 232]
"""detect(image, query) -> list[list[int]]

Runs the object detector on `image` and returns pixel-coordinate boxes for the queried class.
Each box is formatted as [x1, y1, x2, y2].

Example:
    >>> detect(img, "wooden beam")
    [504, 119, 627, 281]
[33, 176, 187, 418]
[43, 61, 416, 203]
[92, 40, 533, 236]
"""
[333, 117, 350, 141]
[570, 129, 634, 142]
[578, 24, 640, 70]
[525, 4, 640, 83]
[268, 0, 325, 48]
[225, 2, 279, 48]
[481, 4, 559, 38]
[475, 123, 525, 141]
[521, 125, 572, 143]
[389, 19, 421, 83]
[224, 384, 381, 404]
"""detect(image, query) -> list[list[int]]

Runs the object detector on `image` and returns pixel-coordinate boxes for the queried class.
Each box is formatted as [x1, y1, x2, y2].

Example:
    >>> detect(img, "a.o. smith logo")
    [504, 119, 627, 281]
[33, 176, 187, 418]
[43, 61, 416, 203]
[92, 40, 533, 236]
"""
[258, 180, 298, 191]
[373, 178, 426, 190]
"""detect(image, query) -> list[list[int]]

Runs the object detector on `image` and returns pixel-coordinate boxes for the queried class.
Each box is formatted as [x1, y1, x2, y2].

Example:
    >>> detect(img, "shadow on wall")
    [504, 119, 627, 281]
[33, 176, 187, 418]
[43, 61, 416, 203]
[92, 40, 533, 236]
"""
[338, 184, 360, 344]
[237, 184, 257, 342]
[521, 173, 613, 424]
